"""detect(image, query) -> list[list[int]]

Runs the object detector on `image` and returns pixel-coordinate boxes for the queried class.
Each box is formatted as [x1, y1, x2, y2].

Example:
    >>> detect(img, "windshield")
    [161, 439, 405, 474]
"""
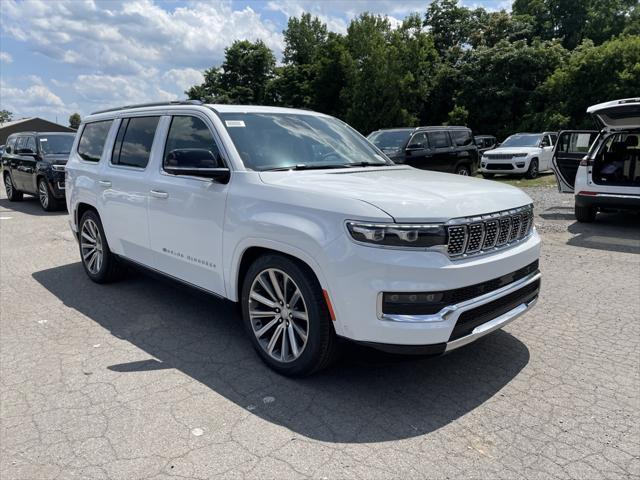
[39, 135, 75, 155]
[500, 134, 541, 148]
[220, 112, 391, 171]
[368, 130, 411, 151]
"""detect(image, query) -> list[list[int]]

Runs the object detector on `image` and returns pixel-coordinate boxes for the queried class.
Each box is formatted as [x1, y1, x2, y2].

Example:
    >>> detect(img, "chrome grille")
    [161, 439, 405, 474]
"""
[446, 205, 534, 259]
[484, 153, 515, 160]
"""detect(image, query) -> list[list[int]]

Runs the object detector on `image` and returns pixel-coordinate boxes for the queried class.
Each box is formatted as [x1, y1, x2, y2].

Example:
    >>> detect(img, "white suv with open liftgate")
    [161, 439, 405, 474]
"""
[66, 101, 541, 376]
[552, 98, 640, 222]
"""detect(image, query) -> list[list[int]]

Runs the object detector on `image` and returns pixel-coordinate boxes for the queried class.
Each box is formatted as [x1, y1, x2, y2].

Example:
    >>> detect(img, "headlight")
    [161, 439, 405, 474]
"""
[512, 153, 528, 158]
[346, 221, 447, 248]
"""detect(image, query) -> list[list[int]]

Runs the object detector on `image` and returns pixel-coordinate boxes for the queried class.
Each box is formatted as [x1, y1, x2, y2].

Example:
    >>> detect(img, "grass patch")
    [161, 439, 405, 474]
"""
[475, 172, 558, 188]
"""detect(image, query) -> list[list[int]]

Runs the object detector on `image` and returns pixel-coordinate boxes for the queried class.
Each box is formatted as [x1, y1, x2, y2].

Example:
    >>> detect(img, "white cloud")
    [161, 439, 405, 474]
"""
[0, 80, 71, 119]
[0, 51, 12, 63]
[163, 68, 205, 92]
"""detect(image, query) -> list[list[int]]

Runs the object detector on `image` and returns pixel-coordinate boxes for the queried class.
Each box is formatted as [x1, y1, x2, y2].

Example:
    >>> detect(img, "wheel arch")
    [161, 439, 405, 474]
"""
[75, 202, 99, 236]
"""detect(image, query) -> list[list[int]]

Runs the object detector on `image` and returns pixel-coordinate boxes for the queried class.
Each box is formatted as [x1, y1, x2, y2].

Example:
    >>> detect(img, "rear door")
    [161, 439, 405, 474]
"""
[427, 130, 454, 172]
[552, 130, 598, 193]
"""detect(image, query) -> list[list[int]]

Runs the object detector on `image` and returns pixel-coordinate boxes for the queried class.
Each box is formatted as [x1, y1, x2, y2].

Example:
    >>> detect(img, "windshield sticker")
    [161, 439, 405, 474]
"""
[40, 138, 48, 141]
[225, 120, 245, 128]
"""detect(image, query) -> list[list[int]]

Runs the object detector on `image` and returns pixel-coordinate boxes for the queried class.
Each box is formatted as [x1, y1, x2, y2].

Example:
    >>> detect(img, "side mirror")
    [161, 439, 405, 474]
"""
[164, 148, 230, 183]
[4, 146, 11, 154]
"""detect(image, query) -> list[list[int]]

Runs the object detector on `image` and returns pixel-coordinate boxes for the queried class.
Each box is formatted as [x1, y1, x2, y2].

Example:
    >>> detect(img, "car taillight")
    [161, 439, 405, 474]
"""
[579, 156, 592, 166]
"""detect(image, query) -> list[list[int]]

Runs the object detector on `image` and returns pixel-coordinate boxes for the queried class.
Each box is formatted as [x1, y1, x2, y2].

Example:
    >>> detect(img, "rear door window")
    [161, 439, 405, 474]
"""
[78, 120, 113, 162]
[428, 131, 451, 148]
[111, 116, 160, 168]
[557, 132, 598, 153]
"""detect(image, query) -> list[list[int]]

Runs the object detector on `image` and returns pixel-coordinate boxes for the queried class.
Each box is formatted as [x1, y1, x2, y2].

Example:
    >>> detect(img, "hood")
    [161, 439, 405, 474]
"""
[485, 147, 539, 155]
[587, 98, 640, 130]
[259, 166, 532, 222]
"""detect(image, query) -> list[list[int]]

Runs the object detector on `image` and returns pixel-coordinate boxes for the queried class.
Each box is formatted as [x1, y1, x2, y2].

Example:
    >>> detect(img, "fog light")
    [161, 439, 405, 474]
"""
[516, 162, 525, 168]
[382, 292, 446, 315]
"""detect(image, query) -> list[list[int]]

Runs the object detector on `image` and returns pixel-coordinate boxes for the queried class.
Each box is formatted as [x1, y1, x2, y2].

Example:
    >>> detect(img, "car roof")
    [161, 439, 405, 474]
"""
[8, 131, 75, 137]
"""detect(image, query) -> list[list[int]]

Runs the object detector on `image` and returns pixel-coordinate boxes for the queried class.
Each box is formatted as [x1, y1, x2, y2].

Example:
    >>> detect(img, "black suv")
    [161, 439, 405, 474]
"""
[474, 135, 498, 155]
[1, 131, 75, 211]
[367, 126, 479, 175]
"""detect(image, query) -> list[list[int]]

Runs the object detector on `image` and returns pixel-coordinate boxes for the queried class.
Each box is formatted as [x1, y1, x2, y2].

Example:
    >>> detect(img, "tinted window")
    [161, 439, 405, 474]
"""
[5, 137, 17, 154]
[558, 132, 597, 153]
[39, 135, 74, 155]
[408, 132, 429, 149]
[112, 116, 159, 168]
[15, 137, 26, 152]
[164, 116, 223, 169]
[451, 129, 472, 146]
[78, 121, 113, 162]
[24, 137, 36, 153]
[428, 131, 450, 148]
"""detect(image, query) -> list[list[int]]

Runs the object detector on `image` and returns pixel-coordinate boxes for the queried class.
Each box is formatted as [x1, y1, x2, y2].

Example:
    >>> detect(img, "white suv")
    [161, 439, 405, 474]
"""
[552, 98, 640, 222]
[479, 132, 557, 179]
[66, 101, 541, 376]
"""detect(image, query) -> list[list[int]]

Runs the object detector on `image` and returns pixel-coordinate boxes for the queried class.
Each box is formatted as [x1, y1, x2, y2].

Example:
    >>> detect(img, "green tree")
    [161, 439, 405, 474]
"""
[283, 13, 328, 65]
[424, 0, 474, 54]
[69, 112, 81, 129]
[186, 40, 276, 104]
[534, 35, 640, 129]
[447, 105, 469, 125]
[0, 109, 12, 124]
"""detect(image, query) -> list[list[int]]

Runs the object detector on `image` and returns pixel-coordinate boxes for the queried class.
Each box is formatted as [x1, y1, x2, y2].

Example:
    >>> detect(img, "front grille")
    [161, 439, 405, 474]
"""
[485, 154, 515, 160]
[486, 163, 514, 170]
[382, 260, 539, 315]
[449, 279, 540, 341]
[447, 205, 534, 258]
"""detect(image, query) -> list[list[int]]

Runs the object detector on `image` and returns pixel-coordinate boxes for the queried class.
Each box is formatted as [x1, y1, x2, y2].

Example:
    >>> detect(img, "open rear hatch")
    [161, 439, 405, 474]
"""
[588, 98, 640, 130]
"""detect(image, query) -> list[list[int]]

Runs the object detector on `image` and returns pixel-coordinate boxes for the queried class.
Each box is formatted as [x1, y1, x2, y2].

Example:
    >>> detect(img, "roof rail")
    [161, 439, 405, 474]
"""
[91, 99, 204, 115]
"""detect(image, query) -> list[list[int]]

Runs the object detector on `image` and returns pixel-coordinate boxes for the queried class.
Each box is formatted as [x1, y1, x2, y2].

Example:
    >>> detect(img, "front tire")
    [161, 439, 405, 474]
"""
[524, 159, 539, 179]
[241, 254, 338, 376]
[482, 173, 495, 179]
[4, 173, 23, 201]
[575, 203, 597, 223]
[38, 178, 60, 211]
[78, 210, 123, 283]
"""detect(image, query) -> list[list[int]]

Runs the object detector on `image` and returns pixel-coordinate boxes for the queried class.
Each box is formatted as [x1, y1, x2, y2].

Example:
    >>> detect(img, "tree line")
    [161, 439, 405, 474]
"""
[186, 0, 639, 138]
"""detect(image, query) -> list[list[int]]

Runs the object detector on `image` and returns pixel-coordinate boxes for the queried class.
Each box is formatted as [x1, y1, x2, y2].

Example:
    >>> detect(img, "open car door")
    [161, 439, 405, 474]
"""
[552, 130, 598, 193]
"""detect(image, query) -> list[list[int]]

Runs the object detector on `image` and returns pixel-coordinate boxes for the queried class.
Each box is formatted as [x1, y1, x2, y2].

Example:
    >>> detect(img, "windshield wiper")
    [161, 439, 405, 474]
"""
[264, 164, 350, 171]
[343, 161, 390, 168]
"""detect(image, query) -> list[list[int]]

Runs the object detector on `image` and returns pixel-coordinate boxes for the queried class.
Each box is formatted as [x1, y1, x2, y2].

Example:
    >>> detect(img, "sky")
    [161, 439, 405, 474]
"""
[0, 0, 511, 125]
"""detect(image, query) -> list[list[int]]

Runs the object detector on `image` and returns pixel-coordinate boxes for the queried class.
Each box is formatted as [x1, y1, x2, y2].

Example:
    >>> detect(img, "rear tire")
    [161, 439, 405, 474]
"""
[4, 173, 23, 201]
[78, 210, 124, 283]
[455, 165, 470, 176]
[524, 159, 539, 179]
[241, 254, 338, 376]
[38, 178, 60, 211]
[575, 204, 597, 223]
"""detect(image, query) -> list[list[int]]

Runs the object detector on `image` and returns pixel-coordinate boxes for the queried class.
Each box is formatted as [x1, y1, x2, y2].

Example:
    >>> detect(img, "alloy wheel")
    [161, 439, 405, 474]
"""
[38, 181, 49, 209]
[80, 219, 104, 275]
[4, 175, 12, 197]
[248, 268, 309, 363]
[457, 168, 469, 176]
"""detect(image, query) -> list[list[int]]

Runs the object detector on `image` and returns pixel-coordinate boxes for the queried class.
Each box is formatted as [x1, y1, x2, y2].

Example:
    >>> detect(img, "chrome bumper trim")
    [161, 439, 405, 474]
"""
[380, 270, 541, 323]
[444, 296, 538, 352]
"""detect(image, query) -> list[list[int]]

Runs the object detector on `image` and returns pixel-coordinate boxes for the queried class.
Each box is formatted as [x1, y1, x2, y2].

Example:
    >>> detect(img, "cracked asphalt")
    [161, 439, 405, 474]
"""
[1, 182, 639, 479]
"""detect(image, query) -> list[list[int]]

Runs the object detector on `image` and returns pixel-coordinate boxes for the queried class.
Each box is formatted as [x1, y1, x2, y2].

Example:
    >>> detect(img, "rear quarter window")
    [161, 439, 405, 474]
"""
[451, 130, 473, 146]
[78, 120, 113, 162]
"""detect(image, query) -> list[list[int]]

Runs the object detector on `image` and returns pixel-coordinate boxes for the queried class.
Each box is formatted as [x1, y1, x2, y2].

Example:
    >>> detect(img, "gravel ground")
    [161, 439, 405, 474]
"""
[1, 185, 639, 480]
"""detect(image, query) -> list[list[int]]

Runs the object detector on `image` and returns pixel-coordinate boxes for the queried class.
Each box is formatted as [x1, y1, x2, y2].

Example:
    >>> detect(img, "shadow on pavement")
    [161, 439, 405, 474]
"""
[567, 212, 640, 254]
[33, 262, 530, 443]
[0, 197, 67, 216]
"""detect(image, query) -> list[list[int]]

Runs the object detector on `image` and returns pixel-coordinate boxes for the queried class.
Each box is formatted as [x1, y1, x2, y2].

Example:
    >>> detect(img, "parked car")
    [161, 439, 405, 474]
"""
[479, 132, 557, 179]
[66, 101, 540, 376]
[0, 145, 4, 157]
[474, 135, 498, 155]
[2, 131, 75, 210]
[552, 98, 640, 222]
[367, 126, 479, 176]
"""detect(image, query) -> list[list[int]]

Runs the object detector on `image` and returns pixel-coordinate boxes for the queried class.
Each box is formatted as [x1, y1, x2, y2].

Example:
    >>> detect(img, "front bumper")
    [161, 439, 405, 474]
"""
[323, 230, 541, 346]
[479, 162, 528, 174]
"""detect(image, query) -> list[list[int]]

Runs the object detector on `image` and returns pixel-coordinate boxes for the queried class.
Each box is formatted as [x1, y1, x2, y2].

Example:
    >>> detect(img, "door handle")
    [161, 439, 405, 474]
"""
[149, 190, 169, 199]
[98, 180, 111, 187]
